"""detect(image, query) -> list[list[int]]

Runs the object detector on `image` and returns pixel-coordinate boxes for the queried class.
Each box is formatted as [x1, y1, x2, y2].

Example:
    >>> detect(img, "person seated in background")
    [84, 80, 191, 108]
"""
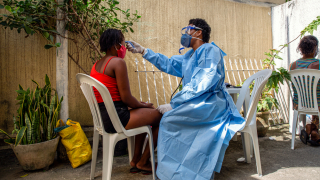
[90, 28, 162, 174]
[290, 35, 320, 146]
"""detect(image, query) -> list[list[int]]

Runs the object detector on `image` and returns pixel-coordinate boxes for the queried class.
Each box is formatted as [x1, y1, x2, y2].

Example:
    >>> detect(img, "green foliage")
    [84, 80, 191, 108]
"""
[266, 67, 291, 91]
[0, 0, 141, 72]
[300, 16, 320, 36]
[239, 80, 278, 112]
[257, 89, 278, 112]
[0, 75, 63, 146]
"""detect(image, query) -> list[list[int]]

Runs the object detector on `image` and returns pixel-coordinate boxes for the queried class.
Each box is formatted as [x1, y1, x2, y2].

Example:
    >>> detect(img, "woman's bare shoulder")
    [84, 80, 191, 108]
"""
[290, 61, 297, 70]
[309, 60, 320, 70]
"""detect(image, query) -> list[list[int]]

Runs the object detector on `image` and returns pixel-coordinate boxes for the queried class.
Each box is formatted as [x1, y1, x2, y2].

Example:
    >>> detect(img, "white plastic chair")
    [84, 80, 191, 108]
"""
[76, 73, 156, 180]
[289, 69, 320, 150]
[235, 69, 272, 176]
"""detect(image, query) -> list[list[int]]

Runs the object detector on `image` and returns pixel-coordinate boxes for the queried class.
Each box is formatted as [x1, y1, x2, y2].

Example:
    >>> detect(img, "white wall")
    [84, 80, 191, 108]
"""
[272, 0, 320, 129]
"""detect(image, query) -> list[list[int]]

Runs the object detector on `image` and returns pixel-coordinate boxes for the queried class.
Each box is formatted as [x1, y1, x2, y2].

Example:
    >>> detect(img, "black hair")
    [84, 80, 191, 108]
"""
[189, 18, 211, 43]
[99, 29, 124, 53]
[297, 35, 318, 56]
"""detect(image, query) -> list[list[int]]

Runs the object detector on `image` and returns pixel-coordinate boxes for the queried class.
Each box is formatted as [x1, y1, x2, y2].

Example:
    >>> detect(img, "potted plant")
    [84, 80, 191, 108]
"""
[256, 88, 278, 137]
[0, 75, 63, 170]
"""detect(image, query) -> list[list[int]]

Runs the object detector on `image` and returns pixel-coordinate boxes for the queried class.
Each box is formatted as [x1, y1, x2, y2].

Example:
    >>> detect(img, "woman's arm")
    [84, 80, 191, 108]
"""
[289, 62, 296, 70]
[114, 58, 153, 109]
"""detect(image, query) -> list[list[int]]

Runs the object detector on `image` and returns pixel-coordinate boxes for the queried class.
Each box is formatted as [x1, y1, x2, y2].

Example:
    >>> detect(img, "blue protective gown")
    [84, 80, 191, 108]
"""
[143, 42, 246, 180]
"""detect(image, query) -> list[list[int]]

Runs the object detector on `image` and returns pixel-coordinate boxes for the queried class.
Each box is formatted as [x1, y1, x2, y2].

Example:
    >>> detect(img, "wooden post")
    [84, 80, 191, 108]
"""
[56, 0, 69, 162]
[56, 0, 68, 123]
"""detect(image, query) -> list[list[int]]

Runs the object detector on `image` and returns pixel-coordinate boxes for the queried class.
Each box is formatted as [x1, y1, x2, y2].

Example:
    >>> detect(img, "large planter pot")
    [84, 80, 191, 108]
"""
[256, 111, 270, 137]
[10, 136, 60, 170]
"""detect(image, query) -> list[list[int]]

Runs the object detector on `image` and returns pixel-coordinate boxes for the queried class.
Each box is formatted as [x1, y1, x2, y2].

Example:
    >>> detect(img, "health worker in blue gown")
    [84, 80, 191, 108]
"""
[126, 18, 246, 180]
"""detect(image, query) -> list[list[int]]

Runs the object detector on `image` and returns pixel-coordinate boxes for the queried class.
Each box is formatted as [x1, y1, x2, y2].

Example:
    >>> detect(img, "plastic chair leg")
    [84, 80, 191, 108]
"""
[243, 132, 251, 163]
[102, 135, 116, 180]
[90, 130, 100, 180]
[250, 127, 262, 176]
[147, 131, 156, 180]
[291, 110, 298, 150]
[127, 136, 135, 164]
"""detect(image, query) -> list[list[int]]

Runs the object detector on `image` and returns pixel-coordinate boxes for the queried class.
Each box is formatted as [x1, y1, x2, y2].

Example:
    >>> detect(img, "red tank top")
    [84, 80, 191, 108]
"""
[90, 56, 121, 103]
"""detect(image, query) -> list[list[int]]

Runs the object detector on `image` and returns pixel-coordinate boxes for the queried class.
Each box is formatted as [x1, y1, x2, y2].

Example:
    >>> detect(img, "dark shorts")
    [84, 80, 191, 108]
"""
[99, 101, 130, 133]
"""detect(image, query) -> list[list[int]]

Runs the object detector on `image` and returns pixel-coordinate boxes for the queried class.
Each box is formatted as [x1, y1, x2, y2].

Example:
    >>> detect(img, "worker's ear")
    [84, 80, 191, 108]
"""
[195, 30, 202, 38]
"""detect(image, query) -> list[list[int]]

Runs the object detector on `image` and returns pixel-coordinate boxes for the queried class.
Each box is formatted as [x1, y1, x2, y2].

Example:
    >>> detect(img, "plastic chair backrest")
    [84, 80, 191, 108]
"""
[76, 73, 126, 134]
[236, 69, 272, 126]
[289, 69, 320, 113]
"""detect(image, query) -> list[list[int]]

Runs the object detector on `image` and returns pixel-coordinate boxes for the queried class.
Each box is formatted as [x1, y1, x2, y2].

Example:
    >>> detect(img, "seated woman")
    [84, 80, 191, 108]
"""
[90, 28, 162, 173]
[290, 35, 320, 146]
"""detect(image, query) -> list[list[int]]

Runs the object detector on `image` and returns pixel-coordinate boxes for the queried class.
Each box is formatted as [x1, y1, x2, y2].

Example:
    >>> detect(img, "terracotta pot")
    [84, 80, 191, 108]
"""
[10, 136, 60, 170]
[256, 111, 270, 137]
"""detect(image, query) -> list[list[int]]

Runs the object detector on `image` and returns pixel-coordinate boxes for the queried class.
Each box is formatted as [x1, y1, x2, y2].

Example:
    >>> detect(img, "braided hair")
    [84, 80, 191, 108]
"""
[99, 29, 124, 53]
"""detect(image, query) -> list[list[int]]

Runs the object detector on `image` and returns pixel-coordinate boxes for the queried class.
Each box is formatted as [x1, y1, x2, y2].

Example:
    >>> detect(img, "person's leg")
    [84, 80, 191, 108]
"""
[311, 130, 320, 141]
[135, 126, 159, 172]
[125, 108, 162, 169]
[129, 133, 146, 167]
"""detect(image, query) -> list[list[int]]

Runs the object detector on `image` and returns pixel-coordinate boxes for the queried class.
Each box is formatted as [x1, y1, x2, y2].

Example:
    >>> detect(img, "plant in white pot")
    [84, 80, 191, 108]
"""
[0, 75, 63, 170]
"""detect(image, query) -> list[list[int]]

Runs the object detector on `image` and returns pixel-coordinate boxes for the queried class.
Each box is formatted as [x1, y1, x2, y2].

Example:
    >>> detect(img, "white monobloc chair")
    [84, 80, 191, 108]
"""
[76, 73, 156, 180]
[234, 69, 272, 176]
[289, 69, 320, 150]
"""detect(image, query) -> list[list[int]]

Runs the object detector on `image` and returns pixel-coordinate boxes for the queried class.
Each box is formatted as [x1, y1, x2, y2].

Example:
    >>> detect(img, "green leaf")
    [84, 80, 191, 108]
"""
[129, 27, 134, 33]
[15, 126, 27, 146]
[0, 4, 4, 9]
[4, 138, 15, 144]
[25, 114, 32, 144]
[275, 55, 283, 60]
[26, 16, 32, 22]
[49, 29, 59, 34]
[49, 35, 54, 42]
[24, 26, 32, 34]
[43, 32, 49, 39]
[0, 129, 12, 139]
[55, 43, 61, 47]
[44, 44, 54, 49]
[31, 112, 39, 143]
[16, 89, 26, 94]
[32, 80, 40, 87]
[45, 74, 50, 86]
[5, 6, 12, 12]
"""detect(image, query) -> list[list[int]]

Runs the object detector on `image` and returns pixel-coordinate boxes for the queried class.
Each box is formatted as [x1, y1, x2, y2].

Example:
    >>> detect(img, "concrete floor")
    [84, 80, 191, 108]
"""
[1, 124, 320, 180]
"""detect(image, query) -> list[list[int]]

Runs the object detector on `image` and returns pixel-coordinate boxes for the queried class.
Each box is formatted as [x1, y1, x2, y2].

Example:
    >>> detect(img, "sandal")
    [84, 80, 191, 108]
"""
[141, 170, 152, 175]
[130, 167, 141, 174]
[307, 139, 320, 146]
[300, 130, 309, 145]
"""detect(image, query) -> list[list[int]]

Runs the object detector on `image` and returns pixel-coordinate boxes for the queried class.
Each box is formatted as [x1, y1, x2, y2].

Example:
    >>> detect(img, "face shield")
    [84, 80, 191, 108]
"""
[179, 25, 203, 54]
[181, 25, 203, 35]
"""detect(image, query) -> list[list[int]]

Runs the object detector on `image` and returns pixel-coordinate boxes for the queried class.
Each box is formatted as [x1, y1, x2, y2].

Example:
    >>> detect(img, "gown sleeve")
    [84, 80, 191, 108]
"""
[142, 48, 184, 77]
[170, 45, 226, 109]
